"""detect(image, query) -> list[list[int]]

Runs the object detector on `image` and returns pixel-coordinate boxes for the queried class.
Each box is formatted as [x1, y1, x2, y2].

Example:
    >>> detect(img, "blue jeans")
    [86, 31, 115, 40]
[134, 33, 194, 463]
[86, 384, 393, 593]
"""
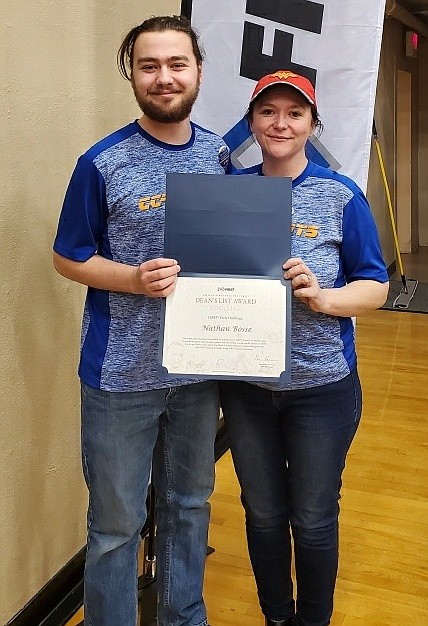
[220, 370, 361, 626]
[81, 380, 220, 626]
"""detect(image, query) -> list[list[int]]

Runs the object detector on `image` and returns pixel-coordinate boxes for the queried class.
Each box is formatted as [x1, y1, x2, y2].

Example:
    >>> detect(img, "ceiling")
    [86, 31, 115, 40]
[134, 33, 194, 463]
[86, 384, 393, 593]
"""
[399, 0, 428, 25]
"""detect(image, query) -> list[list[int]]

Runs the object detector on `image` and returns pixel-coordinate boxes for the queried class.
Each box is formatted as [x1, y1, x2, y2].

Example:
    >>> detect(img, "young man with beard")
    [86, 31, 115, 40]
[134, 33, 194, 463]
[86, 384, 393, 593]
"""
[53, 15, 229, 626]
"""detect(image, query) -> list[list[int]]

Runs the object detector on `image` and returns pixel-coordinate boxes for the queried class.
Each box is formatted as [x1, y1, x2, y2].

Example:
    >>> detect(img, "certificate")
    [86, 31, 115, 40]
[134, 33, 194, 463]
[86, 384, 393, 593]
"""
[161, 276, 288, 380]
[160, 173, 292, 381]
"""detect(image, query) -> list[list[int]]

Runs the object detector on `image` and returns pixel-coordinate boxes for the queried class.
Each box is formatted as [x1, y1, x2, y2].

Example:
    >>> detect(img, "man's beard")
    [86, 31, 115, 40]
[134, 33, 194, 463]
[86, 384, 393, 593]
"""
[133, 82, 200, 124]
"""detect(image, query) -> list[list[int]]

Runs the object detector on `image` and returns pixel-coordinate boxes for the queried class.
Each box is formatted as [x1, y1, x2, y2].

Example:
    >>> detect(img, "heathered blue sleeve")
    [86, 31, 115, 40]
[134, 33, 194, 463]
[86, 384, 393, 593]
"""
[53, 155, 108, 262]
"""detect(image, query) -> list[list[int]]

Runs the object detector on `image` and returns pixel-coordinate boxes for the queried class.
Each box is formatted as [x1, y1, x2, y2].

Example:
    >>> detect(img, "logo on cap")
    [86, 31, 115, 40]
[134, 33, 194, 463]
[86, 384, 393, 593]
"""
[271, 71, 298, 80]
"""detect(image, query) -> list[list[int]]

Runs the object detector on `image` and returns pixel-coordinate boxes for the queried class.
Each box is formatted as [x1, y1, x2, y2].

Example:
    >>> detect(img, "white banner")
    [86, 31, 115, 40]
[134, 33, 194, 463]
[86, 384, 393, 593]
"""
[183, 0, 386, 191]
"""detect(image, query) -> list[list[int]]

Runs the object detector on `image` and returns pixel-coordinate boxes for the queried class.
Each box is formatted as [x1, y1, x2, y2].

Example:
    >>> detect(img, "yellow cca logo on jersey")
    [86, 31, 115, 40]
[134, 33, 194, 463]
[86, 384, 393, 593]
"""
[138, 193, 166, 212]
[291, 223, 319, 238]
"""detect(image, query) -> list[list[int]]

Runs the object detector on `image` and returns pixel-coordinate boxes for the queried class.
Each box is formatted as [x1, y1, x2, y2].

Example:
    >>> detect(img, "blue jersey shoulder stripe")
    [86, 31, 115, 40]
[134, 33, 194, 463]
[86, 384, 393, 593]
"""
[85, 122, 140, 161]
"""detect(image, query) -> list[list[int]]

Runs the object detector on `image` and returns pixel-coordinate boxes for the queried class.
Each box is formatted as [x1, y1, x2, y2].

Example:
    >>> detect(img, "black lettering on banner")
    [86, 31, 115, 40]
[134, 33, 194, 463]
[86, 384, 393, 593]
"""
[240, 22, 316, 84]
[180, 0, 192, 19]
[241, 0, 324, 84]
[246, 0, 324, 34]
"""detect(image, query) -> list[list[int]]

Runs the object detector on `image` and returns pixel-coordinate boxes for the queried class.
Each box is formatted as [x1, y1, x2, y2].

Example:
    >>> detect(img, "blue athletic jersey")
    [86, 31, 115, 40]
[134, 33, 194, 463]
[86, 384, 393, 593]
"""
[54, 121, 229, 391]
[233, 161, 389, 390]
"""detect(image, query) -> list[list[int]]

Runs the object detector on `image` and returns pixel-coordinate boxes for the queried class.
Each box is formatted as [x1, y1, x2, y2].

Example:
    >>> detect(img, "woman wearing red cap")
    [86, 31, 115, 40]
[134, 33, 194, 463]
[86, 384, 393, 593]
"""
[220, 71, 389, 626]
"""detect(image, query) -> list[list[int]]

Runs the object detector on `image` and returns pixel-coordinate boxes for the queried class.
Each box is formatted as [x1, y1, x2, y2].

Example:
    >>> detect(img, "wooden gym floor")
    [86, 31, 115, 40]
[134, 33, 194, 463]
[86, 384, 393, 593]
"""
[67, 251, 428, 626]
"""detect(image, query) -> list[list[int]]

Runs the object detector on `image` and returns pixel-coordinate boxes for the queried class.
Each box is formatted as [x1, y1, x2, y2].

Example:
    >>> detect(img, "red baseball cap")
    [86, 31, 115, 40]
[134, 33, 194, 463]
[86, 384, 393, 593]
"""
[250, 70, 317, 107]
